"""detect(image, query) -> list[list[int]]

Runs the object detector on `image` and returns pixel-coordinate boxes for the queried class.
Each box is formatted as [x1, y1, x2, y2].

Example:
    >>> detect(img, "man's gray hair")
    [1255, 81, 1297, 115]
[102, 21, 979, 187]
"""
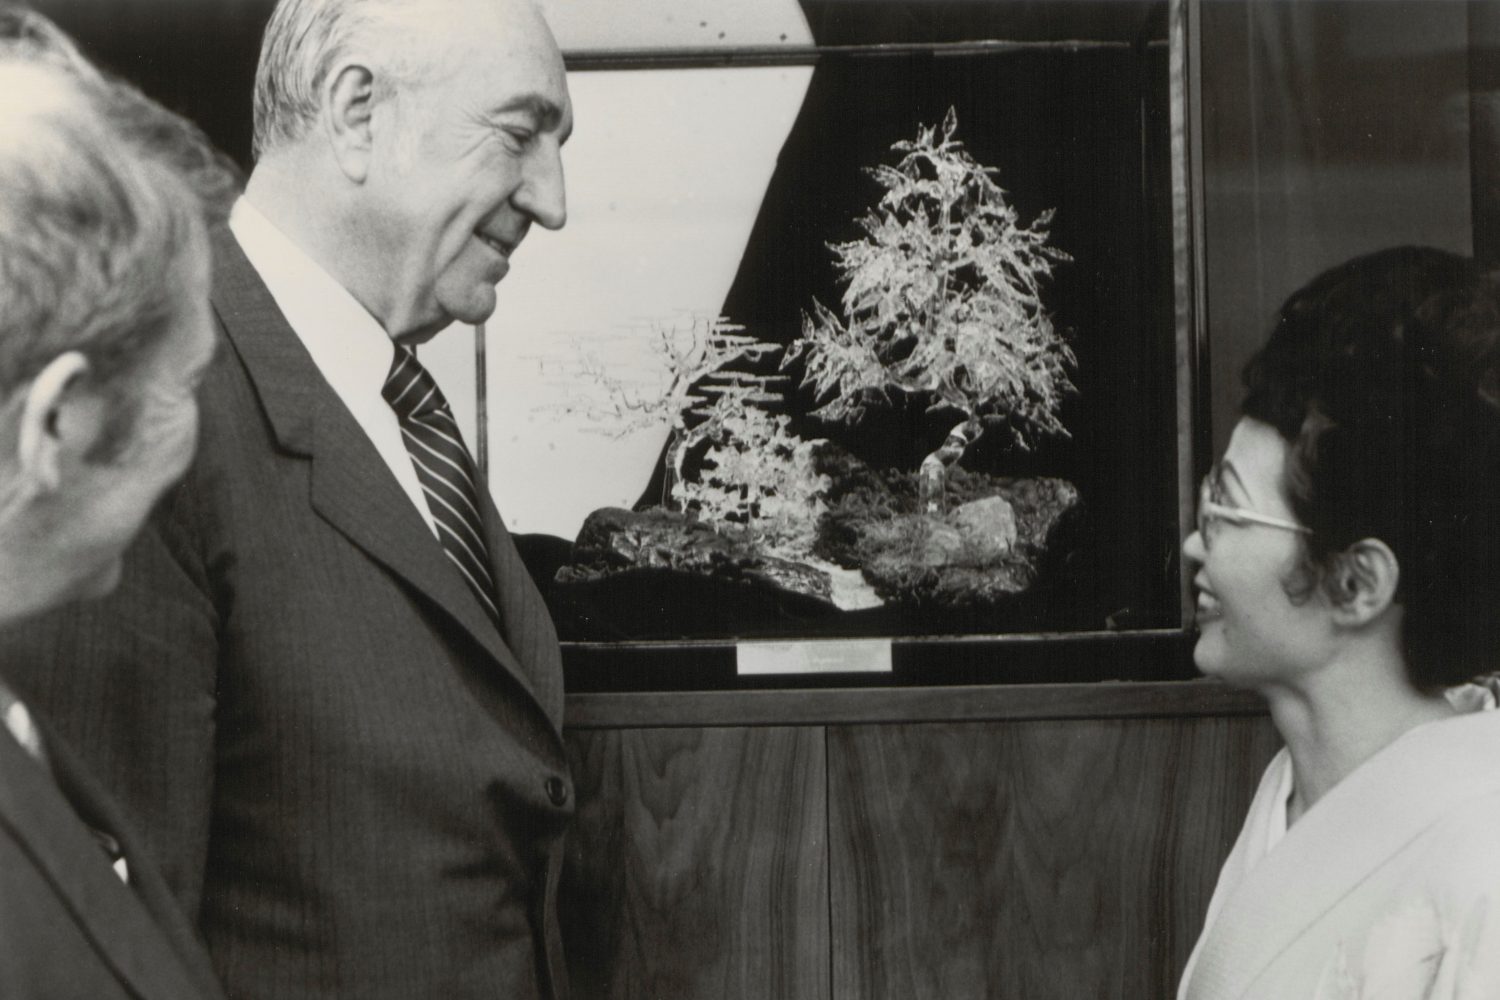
[0, 61, 208, 451]
[252, 0, 468, 159]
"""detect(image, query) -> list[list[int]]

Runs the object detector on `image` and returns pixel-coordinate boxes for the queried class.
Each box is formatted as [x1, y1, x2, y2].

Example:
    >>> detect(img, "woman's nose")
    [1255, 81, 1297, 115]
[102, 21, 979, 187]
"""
[1182, 527, 1207, 565]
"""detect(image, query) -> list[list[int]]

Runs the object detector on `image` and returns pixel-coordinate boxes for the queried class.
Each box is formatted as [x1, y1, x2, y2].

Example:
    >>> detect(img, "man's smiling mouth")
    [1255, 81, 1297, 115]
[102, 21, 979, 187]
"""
[477, 232, 513, 256]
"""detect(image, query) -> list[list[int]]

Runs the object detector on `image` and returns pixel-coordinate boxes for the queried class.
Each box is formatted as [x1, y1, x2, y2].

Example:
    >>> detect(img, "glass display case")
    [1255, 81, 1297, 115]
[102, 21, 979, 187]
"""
[410, 0, 1199, 689]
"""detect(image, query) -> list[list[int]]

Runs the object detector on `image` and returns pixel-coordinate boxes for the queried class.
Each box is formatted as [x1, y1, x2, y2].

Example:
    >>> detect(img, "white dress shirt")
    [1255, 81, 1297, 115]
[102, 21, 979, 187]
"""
[0, 682, 128, 883]
[228, 198, 440, 540]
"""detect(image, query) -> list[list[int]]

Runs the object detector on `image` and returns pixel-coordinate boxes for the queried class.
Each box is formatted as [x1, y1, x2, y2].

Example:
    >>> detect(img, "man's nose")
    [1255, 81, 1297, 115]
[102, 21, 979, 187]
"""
[516, 140, 566, 231]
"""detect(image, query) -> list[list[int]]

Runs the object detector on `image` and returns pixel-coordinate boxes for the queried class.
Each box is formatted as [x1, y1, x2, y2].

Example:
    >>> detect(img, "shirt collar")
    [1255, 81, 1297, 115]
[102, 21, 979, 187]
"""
[227, 196, 397, 399]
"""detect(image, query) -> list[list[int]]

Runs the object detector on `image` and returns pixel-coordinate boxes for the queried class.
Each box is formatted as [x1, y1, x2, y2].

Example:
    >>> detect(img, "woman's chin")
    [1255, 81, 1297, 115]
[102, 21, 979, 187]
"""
[1191, 620, 1226, 676]
[1191, 635, 1269, 690]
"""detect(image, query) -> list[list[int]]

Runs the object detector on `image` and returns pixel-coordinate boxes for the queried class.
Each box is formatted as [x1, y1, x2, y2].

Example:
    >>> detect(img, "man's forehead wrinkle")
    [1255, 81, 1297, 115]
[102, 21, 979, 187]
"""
[488, 94, 563, 126]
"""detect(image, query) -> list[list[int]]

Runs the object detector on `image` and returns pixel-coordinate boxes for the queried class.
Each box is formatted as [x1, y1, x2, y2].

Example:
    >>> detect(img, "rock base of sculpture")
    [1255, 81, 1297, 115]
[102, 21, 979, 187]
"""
[559, 506, 834, 602]
[812, 445, 1081, 608]
[556, 443, 1081, 615]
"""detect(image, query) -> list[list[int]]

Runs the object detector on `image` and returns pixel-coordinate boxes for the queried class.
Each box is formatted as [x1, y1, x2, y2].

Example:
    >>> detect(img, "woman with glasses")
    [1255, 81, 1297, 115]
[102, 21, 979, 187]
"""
[1176, 246, 1500, 1000]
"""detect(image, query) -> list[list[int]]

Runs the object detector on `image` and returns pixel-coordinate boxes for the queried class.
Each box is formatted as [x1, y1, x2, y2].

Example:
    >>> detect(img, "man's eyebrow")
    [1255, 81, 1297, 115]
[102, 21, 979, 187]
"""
[490, 94, 566, 133]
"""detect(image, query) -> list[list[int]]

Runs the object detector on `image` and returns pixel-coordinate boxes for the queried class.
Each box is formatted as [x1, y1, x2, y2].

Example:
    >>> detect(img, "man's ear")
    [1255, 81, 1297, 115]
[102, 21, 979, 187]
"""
[1328, 538, 1401, 627]
[324, 61, 376, 183]
[17, 352, 92, 493]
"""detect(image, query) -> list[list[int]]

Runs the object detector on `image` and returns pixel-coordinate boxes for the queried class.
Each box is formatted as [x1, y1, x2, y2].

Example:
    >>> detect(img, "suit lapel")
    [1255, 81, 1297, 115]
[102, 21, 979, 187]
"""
[40, 724, 225, 1000]
[208, 229, 558, 732]
[1188, 711, 1500, 998]
[0, 730, 206, 1000]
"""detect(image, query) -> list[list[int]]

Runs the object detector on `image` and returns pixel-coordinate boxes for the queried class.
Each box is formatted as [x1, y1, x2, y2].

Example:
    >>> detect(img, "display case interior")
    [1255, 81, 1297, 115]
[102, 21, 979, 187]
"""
[511, 1, 1190, 686]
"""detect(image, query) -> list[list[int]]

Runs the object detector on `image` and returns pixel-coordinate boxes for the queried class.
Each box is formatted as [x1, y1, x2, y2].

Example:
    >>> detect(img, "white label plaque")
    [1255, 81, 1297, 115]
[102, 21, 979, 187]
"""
[736, 638, 893, 676]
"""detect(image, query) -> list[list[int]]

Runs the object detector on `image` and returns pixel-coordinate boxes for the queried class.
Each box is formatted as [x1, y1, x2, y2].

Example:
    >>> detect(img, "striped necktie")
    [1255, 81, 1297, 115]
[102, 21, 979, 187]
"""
[382, 346, 501, 628]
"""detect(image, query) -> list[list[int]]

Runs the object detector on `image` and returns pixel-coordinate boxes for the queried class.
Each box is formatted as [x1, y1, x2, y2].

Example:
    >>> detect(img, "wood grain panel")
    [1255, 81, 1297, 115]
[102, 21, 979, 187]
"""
[565, 679, 1265, 730]
[560, 727, 829, 1000]
[828, 715, 1279, 1000]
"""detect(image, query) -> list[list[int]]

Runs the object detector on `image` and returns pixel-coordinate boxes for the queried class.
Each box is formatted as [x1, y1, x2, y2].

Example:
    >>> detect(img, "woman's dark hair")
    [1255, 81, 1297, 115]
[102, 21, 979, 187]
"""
[1241, 246, 1500, 690]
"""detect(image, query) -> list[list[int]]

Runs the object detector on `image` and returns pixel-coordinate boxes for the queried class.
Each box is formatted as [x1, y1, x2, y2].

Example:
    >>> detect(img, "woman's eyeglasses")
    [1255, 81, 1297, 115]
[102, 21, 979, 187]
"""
[1197, 473, 1311, 548]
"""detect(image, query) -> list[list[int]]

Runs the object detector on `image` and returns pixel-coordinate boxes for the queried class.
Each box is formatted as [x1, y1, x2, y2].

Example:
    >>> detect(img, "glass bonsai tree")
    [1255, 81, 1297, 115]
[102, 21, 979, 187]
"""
[674, 386, 831, 559]
[560, 315, 829, 558]
[560, 315, 775, 497]
[784, 107, 1075, 512]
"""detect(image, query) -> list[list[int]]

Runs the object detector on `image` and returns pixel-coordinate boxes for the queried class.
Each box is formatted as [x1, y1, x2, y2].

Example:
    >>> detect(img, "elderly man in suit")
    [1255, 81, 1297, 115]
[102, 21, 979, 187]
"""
[0, 51, 226, 1000]
[0, 0, 577, 998]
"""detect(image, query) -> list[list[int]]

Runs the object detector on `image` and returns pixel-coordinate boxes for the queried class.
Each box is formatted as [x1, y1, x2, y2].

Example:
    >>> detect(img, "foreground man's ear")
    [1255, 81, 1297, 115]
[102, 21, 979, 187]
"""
[17, 351, 92, 492]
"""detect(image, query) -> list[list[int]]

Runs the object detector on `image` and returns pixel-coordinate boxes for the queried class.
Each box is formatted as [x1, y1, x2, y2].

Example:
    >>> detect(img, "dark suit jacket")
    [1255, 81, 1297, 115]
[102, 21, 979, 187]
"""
[0, 719, 225, 1000]
[0, 227, 574, 1000]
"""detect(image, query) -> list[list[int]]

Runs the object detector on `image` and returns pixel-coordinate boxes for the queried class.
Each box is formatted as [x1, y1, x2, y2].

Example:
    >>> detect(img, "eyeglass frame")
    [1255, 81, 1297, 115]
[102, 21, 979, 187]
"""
[1196, 472, 1312, 545]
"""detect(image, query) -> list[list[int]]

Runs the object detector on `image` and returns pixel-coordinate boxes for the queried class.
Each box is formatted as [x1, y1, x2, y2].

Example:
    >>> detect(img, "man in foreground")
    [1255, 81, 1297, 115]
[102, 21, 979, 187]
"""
[0, 1, 578, 997]
[0, 53, 225, 999]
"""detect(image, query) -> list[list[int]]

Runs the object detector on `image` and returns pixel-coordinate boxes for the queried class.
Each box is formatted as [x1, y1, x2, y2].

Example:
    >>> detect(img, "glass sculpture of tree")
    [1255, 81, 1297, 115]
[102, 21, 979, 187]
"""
[562, 315, 828, 552]
[560, 315, 792, 508]
[673, 385, 830, 556]
[785, 108, 1075, 511]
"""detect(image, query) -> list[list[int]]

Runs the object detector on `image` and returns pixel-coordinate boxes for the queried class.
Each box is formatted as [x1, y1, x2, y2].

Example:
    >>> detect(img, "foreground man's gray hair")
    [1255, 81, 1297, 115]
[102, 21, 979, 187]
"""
[0, 60, 208, 451]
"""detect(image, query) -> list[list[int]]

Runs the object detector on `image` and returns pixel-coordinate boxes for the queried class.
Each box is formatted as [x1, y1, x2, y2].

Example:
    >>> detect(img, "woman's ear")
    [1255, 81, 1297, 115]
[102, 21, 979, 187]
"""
[17, 351, 91, 493]
[324, 61, 376, 183]
[1328, 537, 1401, 626]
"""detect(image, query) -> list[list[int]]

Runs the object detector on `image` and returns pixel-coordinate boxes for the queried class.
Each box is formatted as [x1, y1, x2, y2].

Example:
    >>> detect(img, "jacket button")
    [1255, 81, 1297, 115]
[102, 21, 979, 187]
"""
[545, 776, 569, 807]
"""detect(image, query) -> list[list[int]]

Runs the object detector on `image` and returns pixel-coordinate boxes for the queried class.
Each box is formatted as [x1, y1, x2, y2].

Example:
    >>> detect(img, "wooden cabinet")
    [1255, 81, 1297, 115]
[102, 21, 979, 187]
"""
[559, 682, 1278, 999]
[562, 727, 828, 999]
